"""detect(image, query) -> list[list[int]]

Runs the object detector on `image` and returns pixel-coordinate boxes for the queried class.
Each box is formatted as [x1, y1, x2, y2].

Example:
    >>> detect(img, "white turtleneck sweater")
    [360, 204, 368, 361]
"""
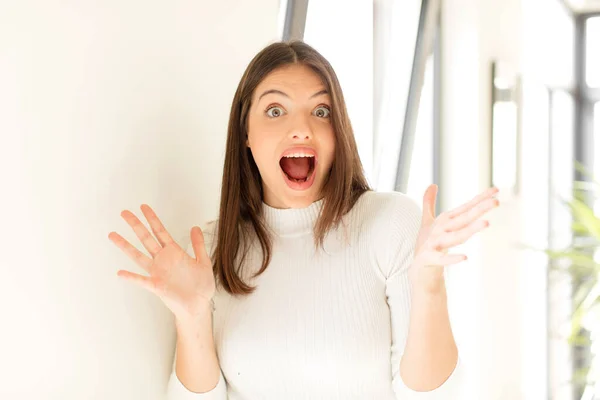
[166, 190, 464, 399]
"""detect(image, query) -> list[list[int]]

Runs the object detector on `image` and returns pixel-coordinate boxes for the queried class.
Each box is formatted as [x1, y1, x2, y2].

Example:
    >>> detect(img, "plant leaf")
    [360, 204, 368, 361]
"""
[567, 197, 600, 240]
[575, 160, 600, 187]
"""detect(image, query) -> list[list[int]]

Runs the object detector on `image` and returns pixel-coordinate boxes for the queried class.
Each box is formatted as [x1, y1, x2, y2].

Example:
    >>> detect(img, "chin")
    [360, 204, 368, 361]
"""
[270, 185, 323, 209]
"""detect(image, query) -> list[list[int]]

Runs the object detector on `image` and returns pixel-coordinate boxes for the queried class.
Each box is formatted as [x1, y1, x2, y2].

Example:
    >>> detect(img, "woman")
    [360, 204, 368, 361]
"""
[109, 41, 499, 399]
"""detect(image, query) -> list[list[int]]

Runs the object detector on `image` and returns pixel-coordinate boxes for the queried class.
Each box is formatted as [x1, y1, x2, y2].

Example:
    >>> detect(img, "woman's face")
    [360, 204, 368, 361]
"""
[247, 64, 335, 209]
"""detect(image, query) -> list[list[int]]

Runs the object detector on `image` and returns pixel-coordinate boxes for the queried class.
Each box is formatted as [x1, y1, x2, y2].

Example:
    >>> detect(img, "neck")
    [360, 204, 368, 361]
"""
[262, 199, 324, 237]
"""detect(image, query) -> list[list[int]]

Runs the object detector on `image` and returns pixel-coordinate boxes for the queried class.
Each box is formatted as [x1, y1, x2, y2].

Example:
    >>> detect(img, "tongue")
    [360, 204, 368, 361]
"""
[280, 157, 310, 180]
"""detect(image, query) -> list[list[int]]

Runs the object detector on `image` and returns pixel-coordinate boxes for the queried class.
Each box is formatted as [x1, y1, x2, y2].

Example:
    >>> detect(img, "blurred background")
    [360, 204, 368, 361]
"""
[0, 0, 599, 398]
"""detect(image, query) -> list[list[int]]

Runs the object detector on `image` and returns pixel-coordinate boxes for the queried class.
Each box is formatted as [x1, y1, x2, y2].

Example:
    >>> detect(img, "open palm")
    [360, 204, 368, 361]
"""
[108, 204, 215, 320]
[409, 185, 500, 292]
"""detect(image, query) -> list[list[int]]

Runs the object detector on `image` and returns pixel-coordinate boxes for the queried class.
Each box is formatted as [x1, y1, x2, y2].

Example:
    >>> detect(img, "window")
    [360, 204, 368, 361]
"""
[406, 55, 434, 201]
[491, 76, 519, 192]
[373, 0, 425, 191]
[596, 102, 600, 136]
[586, 17, 600, 88]
[303, 1, 373, 182]
[595, 102, 600, 196]
[548, 90, 575, 398]
[567, 13, 600, 399]
[285, 0, 438, 195]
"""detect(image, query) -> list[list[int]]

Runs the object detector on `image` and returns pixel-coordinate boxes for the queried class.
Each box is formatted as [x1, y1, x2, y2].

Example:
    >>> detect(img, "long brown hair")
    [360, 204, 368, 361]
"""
[213, 40, 371, 296]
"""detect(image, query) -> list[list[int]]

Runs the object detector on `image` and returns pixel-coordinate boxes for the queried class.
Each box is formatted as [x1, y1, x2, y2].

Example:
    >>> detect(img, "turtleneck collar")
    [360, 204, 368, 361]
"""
[262, 199, 324, 237]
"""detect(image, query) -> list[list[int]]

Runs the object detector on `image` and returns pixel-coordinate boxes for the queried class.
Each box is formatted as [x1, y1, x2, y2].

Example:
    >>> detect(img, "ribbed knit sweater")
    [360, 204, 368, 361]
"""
[166, 190, 463, 399]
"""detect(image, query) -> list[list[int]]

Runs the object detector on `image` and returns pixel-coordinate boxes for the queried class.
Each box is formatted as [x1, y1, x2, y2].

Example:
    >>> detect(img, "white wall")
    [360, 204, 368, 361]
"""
[0, 1, 280, 398]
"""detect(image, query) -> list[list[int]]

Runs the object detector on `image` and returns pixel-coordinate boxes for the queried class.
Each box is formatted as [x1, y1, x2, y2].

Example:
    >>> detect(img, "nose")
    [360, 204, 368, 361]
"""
[291, 132, 311, 140]
[288, 114, 313, 141]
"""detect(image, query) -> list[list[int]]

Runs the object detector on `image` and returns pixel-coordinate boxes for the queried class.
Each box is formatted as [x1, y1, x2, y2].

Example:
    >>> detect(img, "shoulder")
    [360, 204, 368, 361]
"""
[353, 191, 423, 278]
[355, 190, 422, 232]
[358, 190, 420, 211]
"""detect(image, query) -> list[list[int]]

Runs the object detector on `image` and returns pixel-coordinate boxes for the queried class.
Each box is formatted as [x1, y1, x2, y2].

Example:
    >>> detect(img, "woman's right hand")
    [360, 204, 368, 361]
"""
[108, 204, 216, 322]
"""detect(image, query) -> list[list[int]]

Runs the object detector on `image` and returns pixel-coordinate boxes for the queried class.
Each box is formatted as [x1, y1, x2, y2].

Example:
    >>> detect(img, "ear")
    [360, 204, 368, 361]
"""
[245, 134, 250, 148]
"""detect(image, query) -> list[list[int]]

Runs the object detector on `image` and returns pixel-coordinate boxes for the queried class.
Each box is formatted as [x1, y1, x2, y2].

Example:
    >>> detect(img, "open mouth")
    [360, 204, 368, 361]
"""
[279, 154, 316, 183]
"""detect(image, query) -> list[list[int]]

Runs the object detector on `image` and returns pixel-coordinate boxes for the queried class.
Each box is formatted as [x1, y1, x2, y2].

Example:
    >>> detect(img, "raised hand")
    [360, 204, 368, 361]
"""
[108, 204, 216, 321]
[408, 185, 500, 293]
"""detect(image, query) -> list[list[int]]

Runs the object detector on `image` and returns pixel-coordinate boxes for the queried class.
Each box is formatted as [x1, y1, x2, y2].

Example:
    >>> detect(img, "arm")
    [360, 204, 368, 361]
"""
[399, 279, 458, 391]
[387, 185, 498, 397]
[380, 191, 464, 398]
[399, 185, 497, 392]
[384, 264, 463, 399]
[169, 308, 225, 394]
[166, 225, 227, 400]
[166, 314, 227, 400]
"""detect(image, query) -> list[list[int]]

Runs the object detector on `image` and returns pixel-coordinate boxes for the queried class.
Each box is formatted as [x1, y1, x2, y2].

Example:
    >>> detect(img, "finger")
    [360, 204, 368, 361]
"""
[191, 226, 210, 263]
[440, 253, 468, 266]
[422, 184, 438, 226]
[117, 270, 158, 294]
[108, 231, 153, 272]
[140, 204, 175, 248]
[443, 197, 499, 232]
[120, 210, 162, 257]
[435, 219, 489, 250]
[444, 186, 499, 219]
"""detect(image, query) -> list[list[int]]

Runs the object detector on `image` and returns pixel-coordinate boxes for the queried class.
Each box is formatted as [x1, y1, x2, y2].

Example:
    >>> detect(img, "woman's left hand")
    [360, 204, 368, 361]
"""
[408, 184, 500, 294]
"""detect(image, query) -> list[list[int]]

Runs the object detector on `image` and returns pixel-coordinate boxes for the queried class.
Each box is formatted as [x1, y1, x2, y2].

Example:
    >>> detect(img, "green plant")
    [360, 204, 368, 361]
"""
[539, 161, 600, 393]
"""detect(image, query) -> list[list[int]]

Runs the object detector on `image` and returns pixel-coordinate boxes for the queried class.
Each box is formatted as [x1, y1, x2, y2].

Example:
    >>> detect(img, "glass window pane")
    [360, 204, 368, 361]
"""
[586, 17, 600, 88]
[372, 0, 423, 191]
[548, 90, 575, 399]
[520, 79, 550, 399]
[492, 101, 518, 190]
[596, 102, 600, 137]
[595, 102, 600, 181]
[303, 1, 373, 181]
[406, 55, 434, 201]
[595, 101, 600, 207]
[595, 103, 600, 182]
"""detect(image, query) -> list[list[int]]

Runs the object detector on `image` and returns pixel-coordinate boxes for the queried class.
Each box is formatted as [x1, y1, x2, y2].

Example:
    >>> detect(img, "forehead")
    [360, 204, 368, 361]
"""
[254, 64, 326, 98]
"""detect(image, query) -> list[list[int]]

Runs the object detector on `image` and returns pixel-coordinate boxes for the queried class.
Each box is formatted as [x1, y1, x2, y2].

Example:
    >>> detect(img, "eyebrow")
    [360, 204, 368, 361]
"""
[257, 89, 329, 101]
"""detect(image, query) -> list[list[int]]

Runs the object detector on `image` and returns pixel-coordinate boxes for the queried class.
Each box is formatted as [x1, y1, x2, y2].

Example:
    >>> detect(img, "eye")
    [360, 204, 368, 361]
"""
[313, 105, 331, 118]
[266, 106, 285, 118]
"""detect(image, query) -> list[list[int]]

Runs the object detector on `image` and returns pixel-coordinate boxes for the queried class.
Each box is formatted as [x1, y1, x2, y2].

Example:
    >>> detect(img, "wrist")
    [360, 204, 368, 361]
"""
[411, 274, 447, 297]
[410, 286, 448, 314]
[175, 303, 213, 331]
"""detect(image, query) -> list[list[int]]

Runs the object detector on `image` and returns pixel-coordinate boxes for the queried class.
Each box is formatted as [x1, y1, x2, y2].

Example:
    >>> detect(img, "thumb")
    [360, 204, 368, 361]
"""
[191, 226, 207, 262]
[421, 184, 438, 225]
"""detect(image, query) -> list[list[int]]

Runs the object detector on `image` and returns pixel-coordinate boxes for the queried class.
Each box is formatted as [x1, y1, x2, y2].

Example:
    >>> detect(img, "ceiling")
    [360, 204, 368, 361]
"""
[563, 0, 600, 13]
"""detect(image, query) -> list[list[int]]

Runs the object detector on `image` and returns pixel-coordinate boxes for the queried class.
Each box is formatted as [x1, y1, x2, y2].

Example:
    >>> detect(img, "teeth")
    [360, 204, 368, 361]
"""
[283, 153, 315, 158]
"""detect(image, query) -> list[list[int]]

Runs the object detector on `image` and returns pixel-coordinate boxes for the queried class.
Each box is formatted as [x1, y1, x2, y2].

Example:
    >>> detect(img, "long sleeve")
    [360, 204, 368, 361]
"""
[380, 193, 465, 399]
[162, 191, 467, 399]
[165, 221, 228, 400]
